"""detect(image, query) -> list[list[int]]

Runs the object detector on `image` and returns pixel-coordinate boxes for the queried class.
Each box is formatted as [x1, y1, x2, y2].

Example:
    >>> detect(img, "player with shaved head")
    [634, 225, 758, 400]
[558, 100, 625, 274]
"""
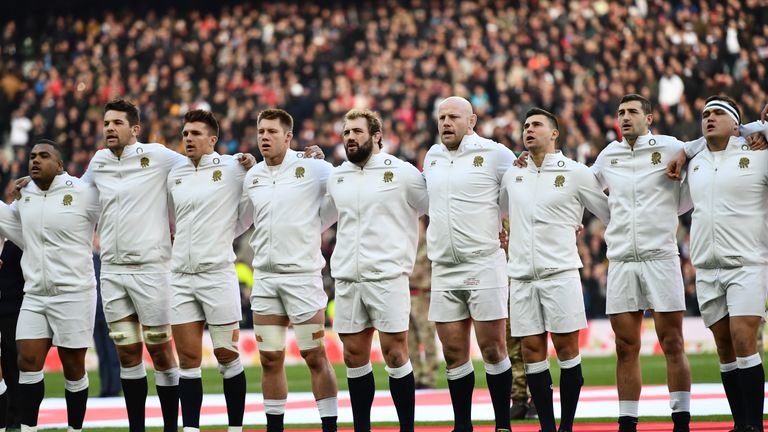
[422, 96, 515, 432]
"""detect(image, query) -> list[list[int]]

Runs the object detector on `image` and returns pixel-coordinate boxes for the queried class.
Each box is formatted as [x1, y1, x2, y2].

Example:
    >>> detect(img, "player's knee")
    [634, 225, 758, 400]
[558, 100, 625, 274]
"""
[146, 343, 175, 370]
[61, 361, 86, 381]
[731, 333, 757, 357]
[259, 350, 285, 371]
[142, 324, 172, 346]
[213, 347, 239, 365]
[17, 351, 43, 371]
[715, 343, 736, 363]
[210, 322, 241, 363]
[253, 324, 286, 352]
[614, 336, 640, 359]
[381, 345, 409, 368]
[294, 323, 325, 352]
[177, 349, 203, 369]
[108, 321, 143, 346]
[301, 348, 329, 371]
[342, 347, 369, 368]
[441, 346, 466, 366]
[659, 333, 685, 356]
[480, 341, 506, 363]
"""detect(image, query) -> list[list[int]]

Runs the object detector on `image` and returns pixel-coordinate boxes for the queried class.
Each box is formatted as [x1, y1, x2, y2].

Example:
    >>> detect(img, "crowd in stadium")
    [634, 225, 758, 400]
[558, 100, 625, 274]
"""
[1, 0, 768, 319]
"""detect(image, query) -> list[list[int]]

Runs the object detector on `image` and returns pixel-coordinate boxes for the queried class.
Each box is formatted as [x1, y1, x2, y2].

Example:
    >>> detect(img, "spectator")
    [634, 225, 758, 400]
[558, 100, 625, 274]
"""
[0, 239, 23, 430]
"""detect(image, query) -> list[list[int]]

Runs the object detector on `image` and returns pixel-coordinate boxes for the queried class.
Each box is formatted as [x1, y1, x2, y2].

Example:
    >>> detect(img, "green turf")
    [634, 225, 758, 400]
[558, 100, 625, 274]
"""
[42, 352, 766, 396]
[33, 353, 766, 430]
[33, 414, 767, 432]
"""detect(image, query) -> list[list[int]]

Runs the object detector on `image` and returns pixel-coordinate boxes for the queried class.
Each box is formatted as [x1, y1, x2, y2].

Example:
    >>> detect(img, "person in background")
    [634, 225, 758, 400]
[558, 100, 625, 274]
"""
[408, 217, 437, 390]
[0, 237, 23, 430]
[91, 237, 121, 398]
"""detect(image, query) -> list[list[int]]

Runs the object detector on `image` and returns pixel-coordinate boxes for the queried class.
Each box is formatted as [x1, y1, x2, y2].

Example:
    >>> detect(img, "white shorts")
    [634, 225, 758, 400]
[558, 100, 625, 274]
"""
[509, 274, 587, 337]
[101, 272, 171, 326]
[428, 286, 508, 323]
[251, 275, 328, 324]
[333, 276, 410, 334]
[695, 266, 768, 327]
[17, 291, 97, 349]
[606, 257, 685, 314]
[171, 269, 242, 325]
[431, 249, 508, 291]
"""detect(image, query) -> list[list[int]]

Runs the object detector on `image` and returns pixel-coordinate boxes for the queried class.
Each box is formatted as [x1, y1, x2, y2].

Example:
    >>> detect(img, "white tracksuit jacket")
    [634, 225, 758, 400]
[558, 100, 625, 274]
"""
[168, 152, 249, 274]
[82, 142, 186, 273]
[501, 152, 610, 280]
[243, 149, 334, 278]
[326, 152, 429, 282]
[687, 136, 768, 269]
[592, 133, 692, 262]
[422, 133, 515, 265]
[0, 173, 99, 295]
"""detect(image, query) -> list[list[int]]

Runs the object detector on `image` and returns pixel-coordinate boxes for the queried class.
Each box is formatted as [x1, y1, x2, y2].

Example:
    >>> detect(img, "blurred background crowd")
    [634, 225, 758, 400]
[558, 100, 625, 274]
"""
[2, 0, 768, 321]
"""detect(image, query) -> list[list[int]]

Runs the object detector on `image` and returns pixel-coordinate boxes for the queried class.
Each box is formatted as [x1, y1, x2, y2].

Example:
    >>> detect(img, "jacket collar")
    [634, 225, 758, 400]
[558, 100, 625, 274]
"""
[621, 132, 657, 149]
[28, 172, 74, 194]
[194, 151, 222, 168]
[442, 132, 480, 154]
[344, 151, 389, 171]
[527, 151, 566, 170]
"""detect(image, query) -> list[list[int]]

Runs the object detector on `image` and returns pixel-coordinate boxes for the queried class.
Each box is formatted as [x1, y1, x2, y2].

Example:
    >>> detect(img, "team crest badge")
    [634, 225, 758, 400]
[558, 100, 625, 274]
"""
[383, 171, 394, 183]
[212, 170, 222, 182]
[651, 151, 661, 165]
[140, 157, 150, 168]
[554, 175, 565, 188]
[62, 194, 73, 206]
[295, 166, 305, 179]
[473, 156, 484, 167]
[739, 157, 749, 169]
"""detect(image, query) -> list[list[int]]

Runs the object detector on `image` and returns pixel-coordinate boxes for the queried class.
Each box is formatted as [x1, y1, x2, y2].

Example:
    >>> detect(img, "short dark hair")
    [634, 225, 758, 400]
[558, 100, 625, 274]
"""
[704, 95, 741, 121]
[32, 138, 64, 161]
[104, 98, 140, 125]
[258, 109, 294, 133]
[344, 109, 384, 148]
[619, 94, 652, 115]
[184, 109, 220, 137]
[524, 107, 559, 131]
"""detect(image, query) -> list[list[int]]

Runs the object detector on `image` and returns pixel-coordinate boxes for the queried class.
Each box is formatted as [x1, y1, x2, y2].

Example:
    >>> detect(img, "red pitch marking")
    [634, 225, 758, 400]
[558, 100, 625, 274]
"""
[280, 423, 765, 432]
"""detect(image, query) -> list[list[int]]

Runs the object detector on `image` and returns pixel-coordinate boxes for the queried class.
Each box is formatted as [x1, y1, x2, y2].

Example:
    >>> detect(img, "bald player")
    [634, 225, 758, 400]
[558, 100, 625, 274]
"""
[422, 96, 515, 432]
